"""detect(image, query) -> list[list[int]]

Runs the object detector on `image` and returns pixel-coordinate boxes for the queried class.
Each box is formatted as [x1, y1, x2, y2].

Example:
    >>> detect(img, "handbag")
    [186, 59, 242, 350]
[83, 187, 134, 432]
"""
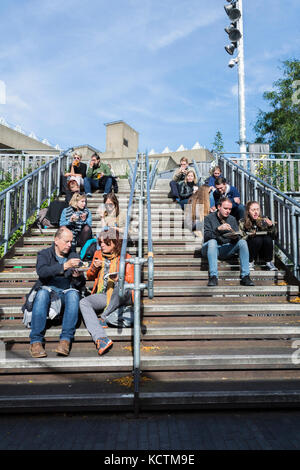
[106, 304, 134, 327]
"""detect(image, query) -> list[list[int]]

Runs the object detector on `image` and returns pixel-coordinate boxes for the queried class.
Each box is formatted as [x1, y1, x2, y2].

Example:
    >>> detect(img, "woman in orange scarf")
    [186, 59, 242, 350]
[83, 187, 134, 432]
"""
[79, 228, 134, 356]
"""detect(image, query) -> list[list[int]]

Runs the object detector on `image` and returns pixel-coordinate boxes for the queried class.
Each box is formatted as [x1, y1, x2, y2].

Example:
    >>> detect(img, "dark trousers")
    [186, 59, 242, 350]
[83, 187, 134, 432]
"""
[231, 204, 245, 221]
[247, 235, 274, 262]
[169, 180, 180, 199]
[70, 225, 93, 252]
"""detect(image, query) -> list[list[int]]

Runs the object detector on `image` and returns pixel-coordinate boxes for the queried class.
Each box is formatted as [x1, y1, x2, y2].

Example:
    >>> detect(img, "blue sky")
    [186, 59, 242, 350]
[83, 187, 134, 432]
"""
[0, 0, 299, 154]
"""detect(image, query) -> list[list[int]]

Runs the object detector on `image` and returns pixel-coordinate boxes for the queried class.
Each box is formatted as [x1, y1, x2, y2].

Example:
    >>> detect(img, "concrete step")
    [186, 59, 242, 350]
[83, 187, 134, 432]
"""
[2, 323, 300, 341]
[0, 269, 286, 281]
[0, 284, 297, 296]
[1, 179, 300, 413]
[10, 246, 201, 256]
[1, 342, 299, 372]
[1, 300, 300, 319]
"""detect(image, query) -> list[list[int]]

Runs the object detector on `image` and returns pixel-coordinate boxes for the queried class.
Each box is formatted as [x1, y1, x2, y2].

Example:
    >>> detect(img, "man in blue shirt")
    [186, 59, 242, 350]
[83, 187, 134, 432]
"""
[212, 177, 245, 221]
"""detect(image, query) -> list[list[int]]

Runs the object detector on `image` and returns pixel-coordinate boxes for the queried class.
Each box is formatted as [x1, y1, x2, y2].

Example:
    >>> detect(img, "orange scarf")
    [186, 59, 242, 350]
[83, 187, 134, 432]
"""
[96, 252, 118, 307]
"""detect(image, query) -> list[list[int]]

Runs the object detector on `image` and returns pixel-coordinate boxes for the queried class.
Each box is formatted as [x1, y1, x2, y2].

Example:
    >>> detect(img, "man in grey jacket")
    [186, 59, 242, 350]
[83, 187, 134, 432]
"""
[201, 196, 254, 287]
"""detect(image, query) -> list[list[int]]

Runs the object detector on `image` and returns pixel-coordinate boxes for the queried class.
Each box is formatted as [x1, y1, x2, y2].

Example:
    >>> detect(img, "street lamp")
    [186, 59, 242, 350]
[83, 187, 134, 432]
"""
[224, 0, 247, 157]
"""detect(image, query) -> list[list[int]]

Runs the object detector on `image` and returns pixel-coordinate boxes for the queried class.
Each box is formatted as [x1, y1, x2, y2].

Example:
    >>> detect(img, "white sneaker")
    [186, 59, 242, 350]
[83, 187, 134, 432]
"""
[266, 261, 278, 271]
[249, 261, 255, 271]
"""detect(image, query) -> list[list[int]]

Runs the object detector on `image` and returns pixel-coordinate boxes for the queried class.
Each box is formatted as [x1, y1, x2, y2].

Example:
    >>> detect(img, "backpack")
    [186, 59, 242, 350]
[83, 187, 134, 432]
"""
[36, 208, 56, 230]
[80, 238, 97, 261]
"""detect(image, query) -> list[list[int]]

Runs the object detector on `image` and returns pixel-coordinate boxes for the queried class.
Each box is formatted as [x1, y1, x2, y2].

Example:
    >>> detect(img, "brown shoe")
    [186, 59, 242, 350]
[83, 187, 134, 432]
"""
[30, 342, 47, 358]
[55, 340, 70, 356]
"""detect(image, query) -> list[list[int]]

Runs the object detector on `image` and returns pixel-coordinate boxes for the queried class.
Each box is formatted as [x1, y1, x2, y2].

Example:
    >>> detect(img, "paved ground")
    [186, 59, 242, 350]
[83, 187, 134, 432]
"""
[1, 408, 300, 451]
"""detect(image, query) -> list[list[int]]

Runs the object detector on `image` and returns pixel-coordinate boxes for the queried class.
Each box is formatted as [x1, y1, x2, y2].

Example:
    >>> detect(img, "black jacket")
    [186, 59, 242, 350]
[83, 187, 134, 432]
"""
[35, 243, 86, 290]
[22, 244, 86, 312]
[204, 211, 240, 245]
[178, 181, 197, 200]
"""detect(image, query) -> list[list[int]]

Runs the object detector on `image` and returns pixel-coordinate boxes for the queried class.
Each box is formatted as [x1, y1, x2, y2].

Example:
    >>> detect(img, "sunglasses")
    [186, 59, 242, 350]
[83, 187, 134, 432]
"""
[100, 239, 113, 246]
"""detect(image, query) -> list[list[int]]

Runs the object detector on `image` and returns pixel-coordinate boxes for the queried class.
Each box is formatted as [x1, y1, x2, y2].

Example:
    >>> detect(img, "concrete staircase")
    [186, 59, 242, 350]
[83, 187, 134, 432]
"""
[0, 178, 300, 413]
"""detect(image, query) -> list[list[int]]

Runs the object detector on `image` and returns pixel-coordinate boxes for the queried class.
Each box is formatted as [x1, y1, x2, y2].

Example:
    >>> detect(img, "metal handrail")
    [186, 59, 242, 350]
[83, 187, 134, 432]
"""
[0, 149, 71, 255]
[146, 152, 154, 299]
[127, 159, 135, 188]
[217, 152, 300, 193]
[118, 152, 156, 415]
[216, 153, 300, 281]
[119, 152, 139, 294]
[148, 159, 159, 190]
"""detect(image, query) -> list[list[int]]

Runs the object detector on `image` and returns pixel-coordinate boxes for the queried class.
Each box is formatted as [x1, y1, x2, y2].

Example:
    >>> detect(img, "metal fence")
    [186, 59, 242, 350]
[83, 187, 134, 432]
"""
[119, 152, 155, 415]
[215, 153, 300, 281]
[0, 150, 60, 182]
[220, 152, 300, 194]
[0, 150, 71, 255]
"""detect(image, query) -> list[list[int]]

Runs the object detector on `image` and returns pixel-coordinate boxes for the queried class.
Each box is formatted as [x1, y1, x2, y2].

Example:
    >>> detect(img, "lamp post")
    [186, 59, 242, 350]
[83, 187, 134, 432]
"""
[225, 0, 247, 158]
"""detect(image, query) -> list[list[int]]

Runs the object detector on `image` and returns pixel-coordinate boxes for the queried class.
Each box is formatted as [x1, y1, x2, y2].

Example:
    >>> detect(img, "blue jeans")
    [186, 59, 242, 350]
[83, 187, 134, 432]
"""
[177, 198, 189, 210]
[30, 288, 80, 344]
[84, 176, 113, 195]
[209, 191, 215, 208]
[201, 239, 250, 278]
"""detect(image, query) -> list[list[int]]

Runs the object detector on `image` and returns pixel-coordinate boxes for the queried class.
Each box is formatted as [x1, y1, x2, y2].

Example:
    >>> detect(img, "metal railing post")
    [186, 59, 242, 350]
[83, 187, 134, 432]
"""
[118, 151, 157, 415]
[4, 190, 11, 255]
[146, 154, 154, 299]
[22, 179, 29, 235]
[47, 163, 52, 205]
[133, 257, 142, 416]
[291, 206, 299, 279]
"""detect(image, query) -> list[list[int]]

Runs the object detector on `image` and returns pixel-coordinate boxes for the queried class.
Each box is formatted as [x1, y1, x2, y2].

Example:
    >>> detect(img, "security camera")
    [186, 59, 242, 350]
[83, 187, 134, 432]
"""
[228, 58, 238, 68]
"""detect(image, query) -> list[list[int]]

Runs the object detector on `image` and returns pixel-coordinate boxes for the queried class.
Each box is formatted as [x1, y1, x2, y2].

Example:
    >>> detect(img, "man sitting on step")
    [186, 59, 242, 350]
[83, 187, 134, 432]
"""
[84, 153, 114, 197]
[201, 196, 254, 287]
[212, 177, 245, 221]
[23, 227, 86, 358]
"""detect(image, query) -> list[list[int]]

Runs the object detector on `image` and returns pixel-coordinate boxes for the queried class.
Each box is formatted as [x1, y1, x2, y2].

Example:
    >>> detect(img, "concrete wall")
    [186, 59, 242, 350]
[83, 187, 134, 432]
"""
[0, 124, 59, 154]
[105, 121, 139, 159]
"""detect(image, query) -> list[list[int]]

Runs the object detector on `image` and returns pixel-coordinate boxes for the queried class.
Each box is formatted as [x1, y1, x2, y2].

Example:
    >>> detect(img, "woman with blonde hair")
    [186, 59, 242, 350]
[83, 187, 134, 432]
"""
[205, 165, 223, 208]
[59, 193, 92, 251]
[185, 184, 211, 238]
[176, 168, 199, 209]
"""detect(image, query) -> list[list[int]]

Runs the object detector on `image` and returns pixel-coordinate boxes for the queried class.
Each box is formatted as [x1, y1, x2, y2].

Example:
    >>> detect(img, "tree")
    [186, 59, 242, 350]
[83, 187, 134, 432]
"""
[253, 59, 300, 153]
[211, 130, 225, 154]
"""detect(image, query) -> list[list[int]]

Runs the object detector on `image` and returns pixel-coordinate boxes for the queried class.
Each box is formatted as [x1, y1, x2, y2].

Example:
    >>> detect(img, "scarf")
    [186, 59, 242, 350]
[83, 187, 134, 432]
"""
[96, 252, 118, 307]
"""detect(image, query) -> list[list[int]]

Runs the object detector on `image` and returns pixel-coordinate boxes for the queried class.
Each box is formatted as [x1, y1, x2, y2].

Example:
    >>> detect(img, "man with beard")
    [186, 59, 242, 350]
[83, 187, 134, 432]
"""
[84, 153, 113, 197]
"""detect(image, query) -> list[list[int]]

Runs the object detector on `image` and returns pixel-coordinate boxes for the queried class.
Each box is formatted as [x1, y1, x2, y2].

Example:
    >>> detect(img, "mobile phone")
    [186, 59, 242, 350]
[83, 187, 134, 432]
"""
[104, 272, 118, 280]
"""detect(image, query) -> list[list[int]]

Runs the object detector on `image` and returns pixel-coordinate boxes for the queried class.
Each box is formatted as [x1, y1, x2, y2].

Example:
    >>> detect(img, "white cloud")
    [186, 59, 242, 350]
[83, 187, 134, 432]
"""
[6, 94, 31, 111]
[148, 8, 222, 51]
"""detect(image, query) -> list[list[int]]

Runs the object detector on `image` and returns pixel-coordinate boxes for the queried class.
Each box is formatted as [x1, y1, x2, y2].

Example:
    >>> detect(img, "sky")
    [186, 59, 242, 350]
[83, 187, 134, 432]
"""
[0, 0, 299, 154]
